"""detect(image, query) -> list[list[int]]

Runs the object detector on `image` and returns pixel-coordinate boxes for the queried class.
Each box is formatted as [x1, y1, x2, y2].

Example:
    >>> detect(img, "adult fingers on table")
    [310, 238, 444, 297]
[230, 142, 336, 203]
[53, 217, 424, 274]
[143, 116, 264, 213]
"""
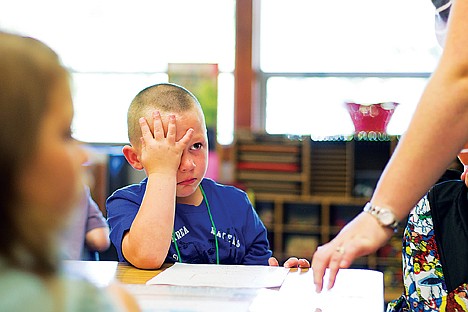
[325, 242, 348, 290]
[312, 243, 333, 293]
[312, 241, 355, 292]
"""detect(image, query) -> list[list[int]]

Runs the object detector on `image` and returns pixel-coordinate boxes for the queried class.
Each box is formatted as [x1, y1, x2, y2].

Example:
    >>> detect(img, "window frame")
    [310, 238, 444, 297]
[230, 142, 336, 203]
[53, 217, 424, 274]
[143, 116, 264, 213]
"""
[247, 0, 440, 137]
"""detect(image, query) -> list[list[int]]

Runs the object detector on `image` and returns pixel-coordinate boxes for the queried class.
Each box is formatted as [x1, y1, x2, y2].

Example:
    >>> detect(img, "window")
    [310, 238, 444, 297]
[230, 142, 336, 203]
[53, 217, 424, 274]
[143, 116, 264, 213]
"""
[259, 0, 442, 137]
[1, 0, 443, 142]
[0, 0, 236, 144]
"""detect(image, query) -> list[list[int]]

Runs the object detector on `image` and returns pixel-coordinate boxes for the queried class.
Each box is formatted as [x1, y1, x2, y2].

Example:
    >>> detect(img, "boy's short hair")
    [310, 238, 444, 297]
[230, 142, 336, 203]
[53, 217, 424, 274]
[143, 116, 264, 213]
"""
[127, 83, 201, 145]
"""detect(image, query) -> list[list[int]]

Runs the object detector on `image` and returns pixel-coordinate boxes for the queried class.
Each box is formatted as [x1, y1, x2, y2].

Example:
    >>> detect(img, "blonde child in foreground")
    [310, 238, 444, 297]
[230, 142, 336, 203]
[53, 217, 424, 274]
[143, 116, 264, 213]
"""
[0, 31, 139, 311]
[107, 82, 309, 269]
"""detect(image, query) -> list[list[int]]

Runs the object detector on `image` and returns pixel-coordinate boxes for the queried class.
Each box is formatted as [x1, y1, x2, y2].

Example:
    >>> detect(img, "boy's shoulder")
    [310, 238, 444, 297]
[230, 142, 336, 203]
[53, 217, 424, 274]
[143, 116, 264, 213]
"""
[107, 178, 148, 203]
[201, 178, 252, 208]
[202, 178, 246, 196]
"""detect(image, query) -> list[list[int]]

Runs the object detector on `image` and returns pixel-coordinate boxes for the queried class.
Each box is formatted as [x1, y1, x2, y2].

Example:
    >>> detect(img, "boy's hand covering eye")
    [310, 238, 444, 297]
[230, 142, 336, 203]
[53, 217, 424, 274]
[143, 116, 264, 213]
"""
[139, 111, 193, 176]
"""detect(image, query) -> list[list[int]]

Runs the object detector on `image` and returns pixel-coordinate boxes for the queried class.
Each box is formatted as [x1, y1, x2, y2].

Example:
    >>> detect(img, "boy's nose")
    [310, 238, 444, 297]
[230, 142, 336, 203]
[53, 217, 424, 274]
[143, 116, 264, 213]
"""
[179, 154, 196, 172]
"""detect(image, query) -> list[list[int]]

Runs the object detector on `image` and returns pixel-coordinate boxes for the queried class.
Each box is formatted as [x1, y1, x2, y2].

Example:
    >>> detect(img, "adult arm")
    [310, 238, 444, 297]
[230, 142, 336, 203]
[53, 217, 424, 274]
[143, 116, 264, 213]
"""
[312, 0, 468, 292]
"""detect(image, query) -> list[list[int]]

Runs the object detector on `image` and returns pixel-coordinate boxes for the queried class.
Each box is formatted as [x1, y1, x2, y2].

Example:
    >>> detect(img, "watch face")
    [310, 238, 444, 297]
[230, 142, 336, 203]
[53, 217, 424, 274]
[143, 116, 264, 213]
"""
[379, 210, 394, 226]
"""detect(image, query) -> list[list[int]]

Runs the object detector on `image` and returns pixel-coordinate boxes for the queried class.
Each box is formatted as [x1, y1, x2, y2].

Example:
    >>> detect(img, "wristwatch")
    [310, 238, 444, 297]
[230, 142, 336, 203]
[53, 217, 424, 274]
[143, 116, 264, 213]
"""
[363, 202, 399, 232]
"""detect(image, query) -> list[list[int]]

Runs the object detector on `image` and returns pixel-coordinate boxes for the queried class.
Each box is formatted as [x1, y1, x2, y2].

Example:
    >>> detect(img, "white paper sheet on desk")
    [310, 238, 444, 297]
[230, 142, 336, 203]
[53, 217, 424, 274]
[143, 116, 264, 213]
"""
[250, 268, 384, 312]
[123, 284, 257, 312]
[146, 262, 290, 288]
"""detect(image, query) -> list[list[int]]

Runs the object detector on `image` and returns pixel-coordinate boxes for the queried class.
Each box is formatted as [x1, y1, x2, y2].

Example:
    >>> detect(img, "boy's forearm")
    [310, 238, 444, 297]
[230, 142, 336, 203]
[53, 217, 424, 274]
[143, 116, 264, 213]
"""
[123, 173, 177, 269]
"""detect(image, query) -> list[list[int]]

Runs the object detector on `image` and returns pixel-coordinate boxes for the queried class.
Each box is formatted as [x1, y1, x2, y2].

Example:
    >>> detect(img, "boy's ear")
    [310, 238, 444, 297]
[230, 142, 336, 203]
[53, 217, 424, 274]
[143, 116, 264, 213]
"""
[122, 145, 144, 170]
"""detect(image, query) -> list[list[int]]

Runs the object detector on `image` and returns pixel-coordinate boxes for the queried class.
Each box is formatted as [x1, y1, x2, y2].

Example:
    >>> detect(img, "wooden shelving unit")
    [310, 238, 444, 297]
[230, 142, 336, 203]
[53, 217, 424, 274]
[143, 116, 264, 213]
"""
[233, 132, 402, 302]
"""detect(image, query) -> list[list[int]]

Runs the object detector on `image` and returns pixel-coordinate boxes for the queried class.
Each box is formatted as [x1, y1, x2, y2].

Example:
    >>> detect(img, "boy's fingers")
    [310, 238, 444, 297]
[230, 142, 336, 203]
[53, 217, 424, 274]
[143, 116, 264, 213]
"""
[282, 257, 310, 268]
[298, 258, 310, 268]
[166, 115, 176, 142]
[178, 128, 194, 147]
[152, 111, 165, 140]
[283, 257, 298, 268]
[139, 117, 152, 140]
[268, 257, 279, 266]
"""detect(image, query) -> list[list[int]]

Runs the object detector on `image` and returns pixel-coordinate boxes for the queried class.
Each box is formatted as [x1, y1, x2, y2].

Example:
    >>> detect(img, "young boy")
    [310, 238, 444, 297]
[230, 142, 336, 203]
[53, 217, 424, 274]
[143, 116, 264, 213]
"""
[107, 83, 277, 269]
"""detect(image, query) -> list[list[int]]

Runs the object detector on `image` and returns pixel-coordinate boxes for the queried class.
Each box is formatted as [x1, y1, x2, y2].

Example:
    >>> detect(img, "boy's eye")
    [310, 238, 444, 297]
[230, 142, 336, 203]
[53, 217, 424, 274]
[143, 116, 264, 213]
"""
[191, 142, 203, 151]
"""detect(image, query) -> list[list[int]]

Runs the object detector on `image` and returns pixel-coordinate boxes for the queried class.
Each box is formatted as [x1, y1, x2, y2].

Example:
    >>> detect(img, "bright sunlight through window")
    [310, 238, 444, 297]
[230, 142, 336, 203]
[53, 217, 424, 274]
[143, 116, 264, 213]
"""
[0, 0, 441, 142]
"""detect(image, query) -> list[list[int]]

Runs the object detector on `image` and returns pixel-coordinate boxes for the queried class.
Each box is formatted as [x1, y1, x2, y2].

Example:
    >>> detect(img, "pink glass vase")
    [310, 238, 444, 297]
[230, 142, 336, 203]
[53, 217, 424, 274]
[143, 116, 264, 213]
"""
[345, 102, 399, 134]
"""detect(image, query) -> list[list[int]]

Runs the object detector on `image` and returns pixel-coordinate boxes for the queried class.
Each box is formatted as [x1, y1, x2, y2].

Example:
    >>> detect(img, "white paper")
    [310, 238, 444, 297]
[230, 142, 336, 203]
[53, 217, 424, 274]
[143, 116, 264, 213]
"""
[146, 263, 290, 288]
[123, 284, 257, 312]
[249, 268, 384, 312]
[62, 260, 117, 287]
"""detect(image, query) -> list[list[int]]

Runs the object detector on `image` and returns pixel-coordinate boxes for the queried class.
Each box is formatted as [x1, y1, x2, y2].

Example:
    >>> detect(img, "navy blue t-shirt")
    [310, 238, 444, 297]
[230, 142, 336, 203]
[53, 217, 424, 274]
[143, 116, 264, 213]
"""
[107, 178, 272, 265]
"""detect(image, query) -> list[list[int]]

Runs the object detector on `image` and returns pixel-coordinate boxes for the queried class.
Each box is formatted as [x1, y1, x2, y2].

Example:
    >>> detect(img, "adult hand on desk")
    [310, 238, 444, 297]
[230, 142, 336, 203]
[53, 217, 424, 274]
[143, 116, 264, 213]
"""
[268, 256, 310, 268]
[311, 212, 393, 293]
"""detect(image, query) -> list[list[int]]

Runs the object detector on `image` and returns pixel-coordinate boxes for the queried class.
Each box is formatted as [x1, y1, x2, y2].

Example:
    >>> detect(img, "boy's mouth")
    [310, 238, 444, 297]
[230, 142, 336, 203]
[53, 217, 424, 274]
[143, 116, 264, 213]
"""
[177, 178, 197, 186]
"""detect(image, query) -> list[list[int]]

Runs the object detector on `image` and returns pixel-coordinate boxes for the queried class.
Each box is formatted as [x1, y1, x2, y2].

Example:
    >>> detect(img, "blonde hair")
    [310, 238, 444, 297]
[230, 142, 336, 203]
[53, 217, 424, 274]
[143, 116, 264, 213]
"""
[127, 83, 202, 145]
[0, 31, 69, 275]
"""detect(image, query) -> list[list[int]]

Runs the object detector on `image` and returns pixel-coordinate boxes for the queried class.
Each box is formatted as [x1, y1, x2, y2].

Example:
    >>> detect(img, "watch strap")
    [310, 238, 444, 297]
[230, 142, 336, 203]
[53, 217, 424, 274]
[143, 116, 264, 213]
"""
[363, 202, 399, 232]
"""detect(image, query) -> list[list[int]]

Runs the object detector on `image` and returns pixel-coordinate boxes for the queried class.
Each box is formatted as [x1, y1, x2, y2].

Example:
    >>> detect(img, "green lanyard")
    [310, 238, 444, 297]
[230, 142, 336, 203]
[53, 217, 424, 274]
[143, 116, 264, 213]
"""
[172, 184, 220, 264]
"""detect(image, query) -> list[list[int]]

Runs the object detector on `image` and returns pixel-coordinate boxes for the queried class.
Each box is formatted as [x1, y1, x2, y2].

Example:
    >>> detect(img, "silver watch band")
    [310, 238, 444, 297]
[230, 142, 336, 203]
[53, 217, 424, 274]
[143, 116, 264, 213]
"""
[363, 202, 399, 232]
